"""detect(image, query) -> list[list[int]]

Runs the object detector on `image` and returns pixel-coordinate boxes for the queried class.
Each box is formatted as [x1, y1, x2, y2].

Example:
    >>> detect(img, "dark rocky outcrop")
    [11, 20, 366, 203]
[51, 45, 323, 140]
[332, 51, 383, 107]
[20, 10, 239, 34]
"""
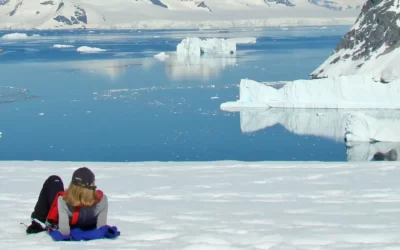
[0, 0, 10, 5]
[9, 1, 22, 16]
[276, 0, 295, 7]
[311, 0, 400, 79]
[334, 0, 400, 60]
[40, 1, 54, 5]
[150, 0, 168, 8]
[54, 15, 73, 25]
[196, 1, 212, 11]
[74, 5, 87, 23]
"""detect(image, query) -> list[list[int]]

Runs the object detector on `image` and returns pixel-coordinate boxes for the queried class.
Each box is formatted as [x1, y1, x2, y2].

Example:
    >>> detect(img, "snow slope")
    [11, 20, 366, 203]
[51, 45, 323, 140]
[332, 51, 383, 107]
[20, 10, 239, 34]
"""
[311, 0, 400, 83]
[5, 161, 400, 249]
[0, 0, 363, 29]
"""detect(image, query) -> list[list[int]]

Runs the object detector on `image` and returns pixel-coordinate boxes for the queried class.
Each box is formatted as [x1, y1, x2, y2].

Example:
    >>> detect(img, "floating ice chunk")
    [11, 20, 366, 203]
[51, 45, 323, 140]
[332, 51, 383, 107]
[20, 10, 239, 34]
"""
[227, 37, 257, 44]
[0, 49, 3, 53]
[154, 52, 169, 61]
[221, 76, 400, 109]
[77, 46, 106, 53]
[177, 37, 236, 56]
[2, 33, 29, 39]
[345, 113, 400, 142]
[53, 44, 75, 48]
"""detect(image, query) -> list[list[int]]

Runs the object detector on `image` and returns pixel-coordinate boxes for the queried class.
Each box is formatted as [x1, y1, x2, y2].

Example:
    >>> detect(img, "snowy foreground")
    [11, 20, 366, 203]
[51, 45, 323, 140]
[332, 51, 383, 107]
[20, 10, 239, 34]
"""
[3, 160, 400, 250]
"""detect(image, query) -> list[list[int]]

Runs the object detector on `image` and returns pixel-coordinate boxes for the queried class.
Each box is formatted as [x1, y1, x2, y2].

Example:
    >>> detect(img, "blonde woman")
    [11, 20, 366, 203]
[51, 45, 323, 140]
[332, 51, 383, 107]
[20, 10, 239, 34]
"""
[27, 167, 108, 236]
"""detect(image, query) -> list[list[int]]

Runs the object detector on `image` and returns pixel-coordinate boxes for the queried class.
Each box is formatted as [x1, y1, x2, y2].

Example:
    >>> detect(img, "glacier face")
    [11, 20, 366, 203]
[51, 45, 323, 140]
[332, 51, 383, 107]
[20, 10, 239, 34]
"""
[311, 0, 400, 83]
[0, 0, 363, 29]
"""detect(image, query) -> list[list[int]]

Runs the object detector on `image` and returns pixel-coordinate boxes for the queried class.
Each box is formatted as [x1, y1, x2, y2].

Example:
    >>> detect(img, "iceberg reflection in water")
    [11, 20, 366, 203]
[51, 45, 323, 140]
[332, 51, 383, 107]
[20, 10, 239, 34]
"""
[222, 107, 400, 162]
[164, 53, 237, 81]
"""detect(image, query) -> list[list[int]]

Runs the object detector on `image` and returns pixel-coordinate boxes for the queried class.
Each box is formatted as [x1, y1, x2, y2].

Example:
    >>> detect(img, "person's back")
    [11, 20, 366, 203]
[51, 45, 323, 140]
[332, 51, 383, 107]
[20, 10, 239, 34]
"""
[27, 167, 108, 236]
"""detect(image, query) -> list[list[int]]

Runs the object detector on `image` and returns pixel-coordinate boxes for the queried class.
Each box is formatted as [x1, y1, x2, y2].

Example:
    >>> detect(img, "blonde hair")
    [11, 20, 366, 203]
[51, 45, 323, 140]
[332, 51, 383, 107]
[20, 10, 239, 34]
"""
[64, 182, 98, 207]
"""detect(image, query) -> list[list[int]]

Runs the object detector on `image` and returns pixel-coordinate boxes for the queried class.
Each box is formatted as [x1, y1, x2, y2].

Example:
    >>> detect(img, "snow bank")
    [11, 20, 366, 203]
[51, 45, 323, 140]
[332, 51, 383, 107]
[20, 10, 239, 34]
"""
[77, 46, 106, 53]
[177, 37, 236, 56]
[227, 37, 257, 44]
[154, 52, 170, 61]
[4, 160, 400, 249]
[1, 33, 29, 39]
[53, 44, 75, 48]
[345, 112, 400, 142]
[221, 76, 400, 109]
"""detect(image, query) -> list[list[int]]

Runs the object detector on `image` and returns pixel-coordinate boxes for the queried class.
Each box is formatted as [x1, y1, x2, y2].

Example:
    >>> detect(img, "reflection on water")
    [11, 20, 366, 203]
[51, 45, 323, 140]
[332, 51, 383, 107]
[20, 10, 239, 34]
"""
[164, 54, 237, 81]
[228, 108, 400, 162]
[346, 141, 400, 161]
[0, 86, 38, 104]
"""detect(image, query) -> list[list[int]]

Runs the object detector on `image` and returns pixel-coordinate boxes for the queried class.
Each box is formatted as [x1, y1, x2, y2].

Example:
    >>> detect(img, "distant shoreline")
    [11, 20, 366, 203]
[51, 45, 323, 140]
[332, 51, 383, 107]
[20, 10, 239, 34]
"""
[0, 17, 356, 31]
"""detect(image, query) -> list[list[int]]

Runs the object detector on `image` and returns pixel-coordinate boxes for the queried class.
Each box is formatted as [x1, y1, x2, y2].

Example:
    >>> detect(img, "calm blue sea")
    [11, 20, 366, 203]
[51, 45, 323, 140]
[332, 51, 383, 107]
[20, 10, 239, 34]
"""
[0, 27, 395, 162]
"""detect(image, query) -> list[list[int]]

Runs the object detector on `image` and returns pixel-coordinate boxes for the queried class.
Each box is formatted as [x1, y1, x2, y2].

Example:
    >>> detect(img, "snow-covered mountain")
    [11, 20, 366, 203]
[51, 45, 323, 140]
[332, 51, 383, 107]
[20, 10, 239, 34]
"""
[0, 0, 364, 29]
[311, 0, 400, 83]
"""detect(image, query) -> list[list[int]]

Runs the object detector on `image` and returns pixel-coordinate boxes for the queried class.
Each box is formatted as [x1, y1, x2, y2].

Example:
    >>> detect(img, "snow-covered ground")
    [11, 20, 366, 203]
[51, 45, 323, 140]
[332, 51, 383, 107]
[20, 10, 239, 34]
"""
[4, 160, 400, 249]
[0, 0, 362, 29]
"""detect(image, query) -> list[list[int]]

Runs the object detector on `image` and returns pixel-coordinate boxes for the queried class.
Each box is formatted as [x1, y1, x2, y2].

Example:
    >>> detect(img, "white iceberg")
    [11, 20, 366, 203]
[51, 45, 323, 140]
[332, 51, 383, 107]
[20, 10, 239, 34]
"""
[77, 46, 106, 53]
[345, 112, 400, 142]
[2, 33, 29, 39]
[154, 52, 170, 61]
[177, 37, 236, 56]
[53, 44, 75, 48]
[221, 76, 400, 109]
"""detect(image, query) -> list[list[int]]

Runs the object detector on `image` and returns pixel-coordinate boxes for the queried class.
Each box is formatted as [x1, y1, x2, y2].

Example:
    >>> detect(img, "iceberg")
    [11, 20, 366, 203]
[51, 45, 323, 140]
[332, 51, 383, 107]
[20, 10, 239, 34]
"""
[221, 76, 400, 109]
[2, 33, 29, 39]
[53, 44, 75, 48]
[154, 52, 169, 61]
[177, 37, 236, 56]
[77, 46, 106, 53]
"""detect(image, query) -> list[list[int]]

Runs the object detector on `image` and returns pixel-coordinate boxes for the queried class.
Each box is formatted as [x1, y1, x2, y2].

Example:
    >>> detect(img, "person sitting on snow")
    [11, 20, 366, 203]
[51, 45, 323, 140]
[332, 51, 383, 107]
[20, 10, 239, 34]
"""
[26, 167, 110, 238]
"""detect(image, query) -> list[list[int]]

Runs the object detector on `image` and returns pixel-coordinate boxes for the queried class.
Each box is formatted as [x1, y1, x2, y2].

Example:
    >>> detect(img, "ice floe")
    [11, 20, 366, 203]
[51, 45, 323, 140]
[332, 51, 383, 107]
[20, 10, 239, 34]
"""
[77, 46, 107, 53]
